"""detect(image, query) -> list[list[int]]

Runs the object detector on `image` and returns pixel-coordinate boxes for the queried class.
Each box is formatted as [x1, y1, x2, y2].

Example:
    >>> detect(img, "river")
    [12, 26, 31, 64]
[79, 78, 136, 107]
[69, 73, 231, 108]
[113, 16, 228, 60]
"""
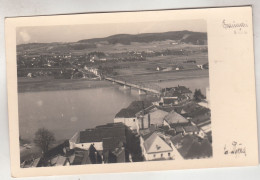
[18, 77, 209, 141]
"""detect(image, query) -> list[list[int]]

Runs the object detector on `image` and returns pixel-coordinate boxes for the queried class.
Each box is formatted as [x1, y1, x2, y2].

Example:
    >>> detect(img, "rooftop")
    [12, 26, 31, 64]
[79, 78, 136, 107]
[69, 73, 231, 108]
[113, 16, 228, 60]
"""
[144, 107, 169, 126]
[170, 134, 212, 159]
[115, 108, 137, 118]
[79, 123, 126, 143]
[115, 101, 152, 118]
[164, 110, 189, 124]
[183, 125, 199, 133]
[161, 86, 192, 94]
[143, 132, 172, 154]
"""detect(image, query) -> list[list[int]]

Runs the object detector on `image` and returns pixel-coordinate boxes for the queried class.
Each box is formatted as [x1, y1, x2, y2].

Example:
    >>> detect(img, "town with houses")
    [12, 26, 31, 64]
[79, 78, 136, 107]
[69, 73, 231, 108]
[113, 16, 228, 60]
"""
[17, 30, 211, 168]
[21, 84, 211, 167]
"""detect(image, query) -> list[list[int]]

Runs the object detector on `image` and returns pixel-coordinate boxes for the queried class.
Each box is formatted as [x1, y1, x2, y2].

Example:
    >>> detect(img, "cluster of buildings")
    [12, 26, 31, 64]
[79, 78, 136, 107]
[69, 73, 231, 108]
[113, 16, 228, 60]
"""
[21, 85, 211, 168]
[114, 96, 212, 161]
[21, 123, 134, 168]
[84, 66, 101, 78]
[159, 86, 192, 106]
[156, 65, 184, 72]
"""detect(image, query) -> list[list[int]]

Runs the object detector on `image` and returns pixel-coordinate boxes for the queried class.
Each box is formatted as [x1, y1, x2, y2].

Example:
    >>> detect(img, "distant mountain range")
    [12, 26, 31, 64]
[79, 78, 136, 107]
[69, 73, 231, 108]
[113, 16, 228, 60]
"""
[17, 31, 207, 52]
[78, 30, 207, 45]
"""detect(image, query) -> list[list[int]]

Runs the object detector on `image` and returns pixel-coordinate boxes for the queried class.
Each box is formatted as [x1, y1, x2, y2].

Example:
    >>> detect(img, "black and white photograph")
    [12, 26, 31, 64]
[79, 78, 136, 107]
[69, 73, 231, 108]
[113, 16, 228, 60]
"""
[16, 19, 212, 168]
[4, 6, 258, 178]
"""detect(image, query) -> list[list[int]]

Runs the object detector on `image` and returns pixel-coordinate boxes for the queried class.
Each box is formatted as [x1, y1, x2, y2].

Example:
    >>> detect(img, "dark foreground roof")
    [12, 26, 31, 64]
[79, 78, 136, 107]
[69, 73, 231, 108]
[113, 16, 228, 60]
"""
[171, 134, 212, 159]
[115, 108, 137, 118]
[115, 101, 152, 118]
[79, 123, 126, 143]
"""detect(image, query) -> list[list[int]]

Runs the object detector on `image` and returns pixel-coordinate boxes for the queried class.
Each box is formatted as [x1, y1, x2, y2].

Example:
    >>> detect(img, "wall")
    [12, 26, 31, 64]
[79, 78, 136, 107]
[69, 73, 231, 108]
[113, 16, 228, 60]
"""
[114, 117, 138, 130]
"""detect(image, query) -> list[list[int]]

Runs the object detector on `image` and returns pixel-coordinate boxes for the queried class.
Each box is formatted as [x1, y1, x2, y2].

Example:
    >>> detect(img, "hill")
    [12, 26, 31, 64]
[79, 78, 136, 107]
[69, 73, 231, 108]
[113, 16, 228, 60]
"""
[17, 31, 207, 52]
[78, 31, 207, 45]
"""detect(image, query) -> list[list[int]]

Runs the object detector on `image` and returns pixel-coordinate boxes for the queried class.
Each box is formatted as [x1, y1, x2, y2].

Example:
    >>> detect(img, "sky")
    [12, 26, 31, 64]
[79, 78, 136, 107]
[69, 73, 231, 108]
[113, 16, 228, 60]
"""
[16, 19, 206, 44]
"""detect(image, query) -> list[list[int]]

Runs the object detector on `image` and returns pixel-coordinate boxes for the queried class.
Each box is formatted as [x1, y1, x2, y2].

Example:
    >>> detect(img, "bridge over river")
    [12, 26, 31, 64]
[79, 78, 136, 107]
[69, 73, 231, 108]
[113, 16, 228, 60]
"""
[105, 77, 161, 95]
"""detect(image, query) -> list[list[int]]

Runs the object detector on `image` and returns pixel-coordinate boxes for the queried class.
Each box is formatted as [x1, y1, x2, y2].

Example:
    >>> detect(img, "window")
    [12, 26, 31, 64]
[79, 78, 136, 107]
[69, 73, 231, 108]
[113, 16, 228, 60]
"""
[161, 154, 163, 157]
[153, 154, 156, 158]
[133, 119, 135, 122]
[168, 153, 171, 157]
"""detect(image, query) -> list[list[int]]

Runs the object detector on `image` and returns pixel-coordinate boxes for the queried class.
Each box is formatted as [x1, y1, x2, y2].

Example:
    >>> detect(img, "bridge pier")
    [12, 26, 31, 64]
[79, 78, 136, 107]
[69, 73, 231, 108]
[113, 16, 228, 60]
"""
[138, 89, 146, 95]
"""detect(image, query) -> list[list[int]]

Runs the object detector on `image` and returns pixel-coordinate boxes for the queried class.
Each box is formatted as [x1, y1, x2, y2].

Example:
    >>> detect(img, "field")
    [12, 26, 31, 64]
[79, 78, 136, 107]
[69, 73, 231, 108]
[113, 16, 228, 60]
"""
[110, 50, 208, 87]
[17, 31, 209, 93]
[115, 69, 208, 83]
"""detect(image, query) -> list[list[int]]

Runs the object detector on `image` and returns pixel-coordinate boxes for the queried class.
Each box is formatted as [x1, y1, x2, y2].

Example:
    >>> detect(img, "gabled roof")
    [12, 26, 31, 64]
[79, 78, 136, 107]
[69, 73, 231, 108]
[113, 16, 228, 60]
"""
[115, 101, 152, 118]
[79, 129, 102, 143]
[164, 110, 189, 124]
[174, 126, 184, 133]
[170, 134, 212, 159]
[143, 132, 172, 154]
[115, 108, 137, 118]
[144, 107, 169, 126]
[103, 136, 126, 150]
[79, 123, 126, 143]
[183, 125, 199, 133]
[170, 133, 183, 145]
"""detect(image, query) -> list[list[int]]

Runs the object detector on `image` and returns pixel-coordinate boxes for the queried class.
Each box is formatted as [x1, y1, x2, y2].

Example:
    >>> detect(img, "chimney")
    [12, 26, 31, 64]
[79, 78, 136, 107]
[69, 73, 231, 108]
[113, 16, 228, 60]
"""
[141, 101, 145, 129]
[141, 117, 144, 129]
[148, 113, 151, 128]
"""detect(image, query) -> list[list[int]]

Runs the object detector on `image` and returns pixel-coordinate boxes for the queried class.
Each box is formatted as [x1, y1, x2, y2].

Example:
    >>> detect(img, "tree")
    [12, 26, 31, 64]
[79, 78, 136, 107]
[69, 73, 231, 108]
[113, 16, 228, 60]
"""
[193, 89, 205, 102]
[33, 128, 55, 154]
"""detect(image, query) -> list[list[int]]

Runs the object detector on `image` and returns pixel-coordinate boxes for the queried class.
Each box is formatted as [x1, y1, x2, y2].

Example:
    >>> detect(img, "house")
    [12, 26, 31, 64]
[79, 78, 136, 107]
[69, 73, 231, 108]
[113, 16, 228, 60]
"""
[160, 91, 184, 105]
[160, 86, 192, 106]
[172, 65, 184, 71]
[27, 72, 32, 78]
[170, 134, 212, 159]
[140, 132, 174, 161]
[174, 86, 192, 99]
[136, 106, 169, 129]
[162, 67, 172, 72]
[114, 101, 152, 131]
[196, 120, 211, 139]
[114, 108, 139, 130]
[183, 125, 200, 135]
[69, 123, 127, 163]
[163, 110, 190, 128]
[90, 55, 99, 62]
[156, 66, 163, 71]
[69, 123, 126, 151]
[99, 58, 107, 61]
[197, 64, 203, 69]
[174, 126, 185, 135]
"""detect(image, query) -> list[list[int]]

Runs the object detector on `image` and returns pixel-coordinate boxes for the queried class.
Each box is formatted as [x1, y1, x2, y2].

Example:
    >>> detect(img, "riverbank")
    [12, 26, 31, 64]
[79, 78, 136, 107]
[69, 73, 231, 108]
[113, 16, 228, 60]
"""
[114, 69, 209, 83]
[18, 78, 112, 93]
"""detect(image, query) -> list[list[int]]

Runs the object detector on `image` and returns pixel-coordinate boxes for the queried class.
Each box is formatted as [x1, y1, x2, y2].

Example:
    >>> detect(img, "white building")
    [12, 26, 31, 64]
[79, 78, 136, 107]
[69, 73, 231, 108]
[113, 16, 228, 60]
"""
[114, 108, 139, 131]
[140, 132, 174, 161]
[69, 131, 103, 151]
